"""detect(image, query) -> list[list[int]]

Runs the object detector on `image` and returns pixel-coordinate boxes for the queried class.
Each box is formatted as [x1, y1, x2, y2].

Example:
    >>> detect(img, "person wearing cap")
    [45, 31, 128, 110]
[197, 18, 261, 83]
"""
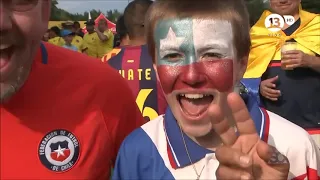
[62, 20, 87, 54]
[61, 29, 78, 52]
[95, 19, 114, 58]
[83, 19, 98, 58]
[48, 26, 64, 46]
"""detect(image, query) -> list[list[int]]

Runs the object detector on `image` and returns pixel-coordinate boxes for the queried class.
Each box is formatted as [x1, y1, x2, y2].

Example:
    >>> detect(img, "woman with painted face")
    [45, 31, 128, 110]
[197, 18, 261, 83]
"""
[112, 0, 320, 180]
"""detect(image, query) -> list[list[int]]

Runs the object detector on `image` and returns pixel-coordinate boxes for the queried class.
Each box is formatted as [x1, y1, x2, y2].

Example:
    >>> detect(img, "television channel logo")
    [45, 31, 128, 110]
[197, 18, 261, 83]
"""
[265, 14, 295, 32]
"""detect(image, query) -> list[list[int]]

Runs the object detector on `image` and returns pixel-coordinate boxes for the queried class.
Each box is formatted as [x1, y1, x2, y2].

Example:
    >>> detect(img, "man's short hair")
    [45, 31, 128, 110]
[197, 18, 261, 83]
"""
[73, 21, 80, 27]
[98, 19, 107, 25]
[116, 15, 128, 40]
[124, 0, 153, 39]
[50, 26, 61, 36]
[145, 0, 251, 60]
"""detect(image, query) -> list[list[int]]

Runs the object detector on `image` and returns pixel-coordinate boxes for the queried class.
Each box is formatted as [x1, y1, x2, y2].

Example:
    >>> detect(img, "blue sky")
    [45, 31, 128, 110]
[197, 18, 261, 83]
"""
[56, 0, 132, 14]
[56, 0, 269, 14]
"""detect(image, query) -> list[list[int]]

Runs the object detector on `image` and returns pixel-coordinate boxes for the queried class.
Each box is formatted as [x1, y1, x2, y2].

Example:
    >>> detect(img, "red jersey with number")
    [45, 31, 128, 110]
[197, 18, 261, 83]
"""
[107, 45, 167, 121]
[101, 48, 122, 62]
[0, 42, 144, 179]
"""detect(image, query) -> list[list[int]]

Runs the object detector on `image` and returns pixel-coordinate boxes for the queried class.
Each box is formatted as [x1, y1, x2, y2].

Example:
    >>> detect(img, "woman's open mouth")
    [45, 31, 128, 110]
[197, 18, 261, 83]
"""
[177, 93, 214, 118]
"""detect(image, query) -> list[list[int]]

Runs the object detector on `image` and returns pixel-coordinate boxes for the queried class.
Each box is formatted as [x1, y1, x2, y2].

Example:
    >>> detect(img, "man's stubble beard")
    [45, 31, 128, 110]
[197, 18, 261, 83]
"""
[0, 42, 38, 103]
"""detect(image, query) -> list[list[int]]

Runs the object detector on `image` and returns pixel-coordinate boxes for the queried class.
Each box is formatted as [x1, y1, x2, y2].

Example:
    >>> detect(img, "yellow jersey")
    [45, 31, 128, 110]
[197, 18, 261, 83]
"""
[83, 32, 98, 58]
[71, 35, 87, 52]
[48, 37, 64, 46]
[97, 30, 114, 58]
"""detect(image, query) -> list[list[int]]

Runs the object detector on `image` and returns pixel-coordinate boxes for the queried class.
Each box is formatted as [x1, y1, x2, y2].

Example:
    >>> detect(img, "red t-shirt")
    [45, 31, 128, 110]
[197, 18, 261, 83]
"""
[1, 43, 144, 179]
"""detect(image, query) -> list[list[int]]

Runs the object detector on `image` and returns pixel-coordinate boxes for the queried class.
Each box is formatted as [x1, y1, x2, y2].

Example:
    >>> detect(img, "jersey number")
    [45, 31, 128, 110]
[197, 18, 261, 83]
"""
[136, 89, 158, 121]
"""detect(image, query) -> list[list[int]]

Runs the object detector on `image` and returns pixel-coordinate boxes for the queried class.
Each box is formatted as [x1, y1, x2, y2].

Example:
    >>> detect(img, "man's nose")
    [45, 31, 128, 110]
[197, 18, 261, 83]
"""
[0, 1, 13, 31]
[181, 65, 207, 87]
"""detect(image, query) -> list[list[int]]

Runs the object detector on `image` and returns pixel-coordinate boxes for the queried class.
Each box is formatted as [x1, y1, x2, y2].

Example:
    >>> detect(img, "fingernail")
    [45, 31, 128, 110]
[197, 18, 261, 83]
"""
[241, 174, 251, 180]
[240, 156, 250, 166]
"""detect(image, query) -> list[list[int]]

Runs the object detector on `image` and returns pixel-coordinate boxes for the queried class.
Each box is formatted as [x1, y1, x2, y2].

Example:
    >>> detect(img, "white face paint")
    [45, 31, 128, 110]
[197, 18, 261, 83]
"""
[159, 27, 185, 59]
[192, 19, 235, 60]
[156, 19, 235, 66]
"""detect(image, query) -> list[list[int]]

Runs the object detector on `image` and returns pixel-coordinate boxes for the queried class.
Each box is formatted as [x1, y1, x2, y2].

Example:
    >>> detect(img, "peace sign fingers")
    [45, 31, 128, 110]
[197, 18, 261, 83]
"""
[208, 92, 259, 147]
[208, 101, 237, 146]
[227, 92, 258, 136]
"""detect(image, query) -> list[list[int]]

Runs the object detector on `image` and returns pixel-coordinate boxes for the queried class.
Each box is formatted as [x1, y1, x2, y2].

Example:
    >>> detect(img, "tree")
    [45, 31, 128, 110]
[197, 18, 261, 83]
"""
[245, 0, 267, 26]
[50, 0, 86, 21]
[106, 9, 121, 22]
[301, 0, 320, 14]
[49, 1, 120, 23]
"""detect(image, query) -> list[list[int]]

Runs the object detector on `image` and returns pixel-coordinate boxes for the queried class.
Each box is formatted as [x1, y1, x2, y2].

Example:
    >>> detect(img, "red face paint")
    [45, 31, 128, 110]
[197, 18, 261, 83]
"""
[157, 59, 233, 94]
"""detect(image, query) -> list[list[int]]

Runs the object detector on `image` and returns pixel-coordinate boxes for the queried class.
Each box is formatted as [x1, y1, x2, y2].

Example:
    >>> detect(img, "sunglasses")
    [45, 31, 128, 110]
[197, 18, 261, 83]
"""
[5, 0, 39, 12]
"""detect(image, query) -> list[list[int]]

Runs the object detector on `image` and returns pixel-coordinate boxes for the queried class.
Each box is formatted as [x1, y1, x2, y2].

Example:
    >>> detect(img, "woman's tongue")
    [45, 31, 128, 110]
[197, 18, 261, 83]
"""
[180, 96, 212, 116]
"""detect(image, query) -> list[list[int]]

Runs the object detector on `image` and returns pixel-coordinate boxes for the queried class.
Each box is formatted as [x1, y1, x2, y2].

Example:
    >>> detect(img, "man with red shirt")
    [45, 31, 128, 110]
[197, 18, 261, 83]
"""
[0, 0, 144, 179]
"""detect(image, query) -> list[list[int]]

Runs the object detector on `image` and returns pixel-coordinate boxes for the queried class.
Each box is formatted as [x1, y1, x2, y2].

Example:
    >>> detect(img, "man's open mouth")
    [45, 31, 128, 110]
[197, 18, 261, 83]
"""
[0, 45, 14, 70]
[177, 93, 214, 117]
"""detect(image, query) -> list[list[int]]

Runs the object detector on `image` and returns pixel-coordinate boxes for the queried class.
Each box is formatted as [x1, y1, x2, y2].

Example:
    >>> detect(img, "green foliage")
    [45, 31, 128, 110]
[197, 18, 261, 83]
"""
[50, 0, 121, 22]
[50, 0, 319, 24]
[301, 0, 320, 14]
[245, 0, 268, 26]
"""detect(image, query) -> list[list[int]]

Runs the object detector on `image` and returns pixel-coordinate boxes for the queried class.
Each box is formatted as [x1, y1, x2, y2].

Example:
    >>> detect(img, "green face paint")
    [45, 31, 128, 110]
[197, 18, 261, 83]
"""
[154, 18, 196, 66]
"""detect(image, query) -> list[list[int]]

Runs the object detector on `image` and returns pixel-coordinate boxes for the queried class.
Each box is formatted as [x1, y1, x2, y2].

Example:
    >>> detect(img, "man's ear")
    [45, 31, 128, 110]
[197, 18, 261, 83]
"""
[236, 56, 248, 82]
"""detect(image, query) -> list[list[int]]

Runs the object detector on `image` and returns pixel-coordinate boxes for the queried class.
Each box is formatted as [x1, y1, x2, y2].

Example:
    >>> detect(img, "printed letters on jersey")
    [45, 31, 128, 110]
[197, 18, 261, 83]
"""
[38, 129, 80, 172]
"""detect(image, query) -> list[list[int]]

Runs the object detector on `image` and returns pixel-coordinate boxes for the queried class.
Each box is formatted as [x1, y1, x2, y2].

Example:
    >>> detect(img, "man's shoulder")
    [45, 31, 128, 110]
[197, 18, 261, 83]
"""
[83, 32, 96, 38]
[121, 115, 165, 149]
[75, 35, 82, 39]
[104, 30, 113, 35]
[73, 36, 83, 42]
[44, 42, 126, 89]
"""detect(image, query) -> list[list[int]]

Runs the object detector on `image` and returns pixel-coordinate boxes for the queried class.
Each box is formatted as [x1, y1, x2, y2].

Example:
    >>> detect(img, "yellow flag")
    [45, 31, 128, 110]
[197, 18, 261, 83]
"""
[244, 10, 319, 79]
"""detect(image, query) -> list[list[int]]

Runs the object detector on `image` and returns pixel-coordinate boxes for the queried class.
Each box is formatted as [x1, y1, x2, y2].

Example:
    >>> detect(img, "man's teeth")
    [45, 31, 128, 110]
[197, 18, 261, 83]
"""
[180, 94, 211, 99]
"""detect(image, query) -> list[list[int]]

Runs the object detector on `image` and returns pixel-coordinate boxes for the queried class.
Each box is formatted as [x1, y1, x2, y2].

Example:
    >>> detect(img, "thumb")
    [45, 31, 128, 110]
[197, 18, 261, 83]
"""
[268, 76, 279, 83]
[256, 142, 272, 162]
[257, 143, 289, 167]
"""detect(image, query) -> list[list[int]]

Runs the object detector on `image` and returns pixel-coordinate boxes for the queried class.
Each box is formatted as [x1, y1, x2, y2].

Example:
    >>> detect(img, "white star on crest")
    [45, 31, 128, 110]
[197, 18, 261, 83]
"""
[54, 145, 66, 158]
[160, 27, 185, 50]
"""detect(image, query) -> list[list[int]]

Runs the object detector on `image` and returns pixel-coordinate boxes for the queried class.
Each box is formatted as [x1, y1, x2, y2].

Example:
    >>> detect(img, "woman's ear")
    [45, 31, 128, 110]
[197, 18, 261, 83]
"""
[236, 56, 248, 82]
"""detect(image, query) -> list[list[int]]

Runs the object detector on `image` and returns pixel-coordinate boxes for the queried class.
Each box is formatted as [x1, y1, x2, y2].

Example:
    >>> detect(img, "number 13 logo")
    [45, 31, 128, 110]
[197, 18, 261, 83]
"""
[265, 14, 285, 32]
[136, 89, 158, 121]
